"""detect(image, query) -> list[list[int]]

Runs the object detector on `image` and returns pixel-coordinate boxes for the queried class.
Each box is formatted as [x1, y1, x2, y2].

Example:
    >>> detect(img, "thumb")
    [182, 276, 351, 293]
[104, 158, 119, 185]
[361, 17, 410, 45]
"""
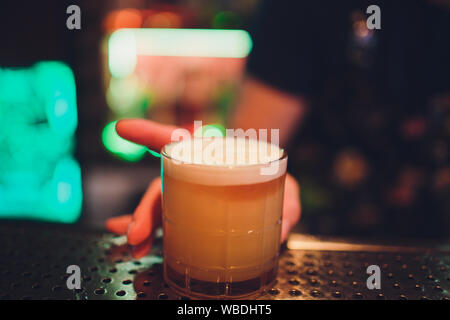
[127, 177, 162, 246]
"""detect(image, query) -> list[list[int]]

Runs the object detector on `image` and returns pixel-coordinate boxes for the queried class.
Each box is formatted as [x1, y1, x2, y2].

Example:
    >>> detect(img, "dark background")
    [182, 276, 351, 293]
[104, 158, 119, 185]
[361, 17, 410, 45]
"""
[0, 0, 448, 239]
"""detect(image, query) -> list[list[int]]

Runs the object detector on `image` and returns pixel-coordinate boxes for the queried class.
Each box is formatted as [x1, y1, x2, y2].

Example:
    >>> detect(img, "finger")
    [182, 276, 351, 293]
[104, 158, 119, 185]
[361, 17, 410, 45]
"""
[106, 215, 133, 235]
[280, 174, 301, 242]
[127, 178, 162, 246]
[132, 235, 154, 259]
[116, 119, 179, 151]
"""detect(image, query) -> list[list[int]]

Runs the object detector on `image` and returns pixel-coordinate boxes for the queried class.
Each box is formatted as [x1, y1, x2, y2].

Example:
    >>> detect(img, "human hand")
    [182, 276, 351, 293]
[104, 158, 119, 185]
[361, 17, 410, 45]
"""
[105, 119, 301, 258]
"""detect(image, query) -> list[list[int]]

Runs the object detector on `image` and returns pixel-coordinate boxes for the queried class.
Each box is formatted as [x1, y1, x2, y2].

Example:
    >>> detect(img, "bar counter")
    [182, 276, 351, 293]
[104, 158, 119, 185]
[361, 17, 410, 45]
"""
[0, 223, 448, 300]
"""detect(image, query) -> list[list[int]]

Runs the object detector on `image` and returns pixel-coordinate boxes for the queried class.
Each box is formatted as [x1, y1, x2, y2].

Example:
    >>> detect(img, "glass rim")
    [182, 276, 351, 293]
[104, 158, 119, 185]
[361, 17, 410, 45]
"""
[161, 138, 288, 168]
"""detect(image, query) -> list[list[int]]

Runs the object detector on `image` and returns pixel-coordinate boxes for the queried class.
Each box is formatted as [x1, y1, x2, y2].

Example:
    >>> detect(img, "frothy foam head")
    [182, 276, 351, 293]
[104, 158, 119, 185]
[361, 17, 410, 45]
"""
[162, 137, 287, 186]
[164, 137, 283, 166]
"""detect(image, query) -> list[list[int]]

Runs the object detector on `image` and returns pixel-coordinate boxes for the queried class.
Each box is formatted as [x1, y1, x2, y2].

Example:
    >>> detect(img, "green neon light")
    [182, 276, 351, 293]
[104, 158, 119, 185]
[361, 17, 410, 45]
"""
[102, 120, 147, 162]
[108, 28, 253, 78]
[146, 147, 161, 158]
[0, 62, 82, 223]
[49, 157, 82, 223]
[194, 124, 226, 138]
[35, 62, 78, 136]
[212, 11, 242, 29]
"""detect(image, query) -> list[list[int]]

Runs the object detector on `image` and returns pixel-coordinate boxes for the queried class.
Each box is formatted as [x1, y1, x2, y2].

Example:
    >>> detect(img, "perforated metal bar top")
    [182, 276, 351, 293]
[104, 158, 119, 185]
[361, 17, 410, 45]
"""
[0, 224, 448, 300]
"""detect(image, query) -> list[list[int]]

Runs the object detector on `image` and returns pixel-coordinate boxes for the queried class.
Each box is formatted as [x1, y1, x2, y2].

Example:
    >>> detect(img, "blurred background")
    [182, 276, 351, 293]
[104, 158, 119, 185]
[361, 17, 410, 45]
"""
[0, 0, 448, 238]
[0, 0, 257, 228]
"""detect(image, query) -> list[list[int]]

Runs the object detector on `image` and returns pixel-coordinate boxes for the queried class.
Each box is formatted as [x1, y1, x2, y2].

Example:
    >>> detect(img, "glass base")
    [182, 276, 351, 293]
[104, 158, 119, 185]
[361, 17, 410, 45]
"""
[164, 263, 277, 299]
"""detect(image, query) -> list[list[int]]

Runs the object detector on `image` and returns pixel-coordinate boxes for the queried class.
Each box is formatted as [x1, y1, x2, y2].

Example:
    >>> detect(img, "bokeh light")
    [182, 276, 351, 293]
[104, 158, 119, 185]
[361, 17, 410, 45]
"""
[102, 120, 147, 162]
[0, 62, 82, 223]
